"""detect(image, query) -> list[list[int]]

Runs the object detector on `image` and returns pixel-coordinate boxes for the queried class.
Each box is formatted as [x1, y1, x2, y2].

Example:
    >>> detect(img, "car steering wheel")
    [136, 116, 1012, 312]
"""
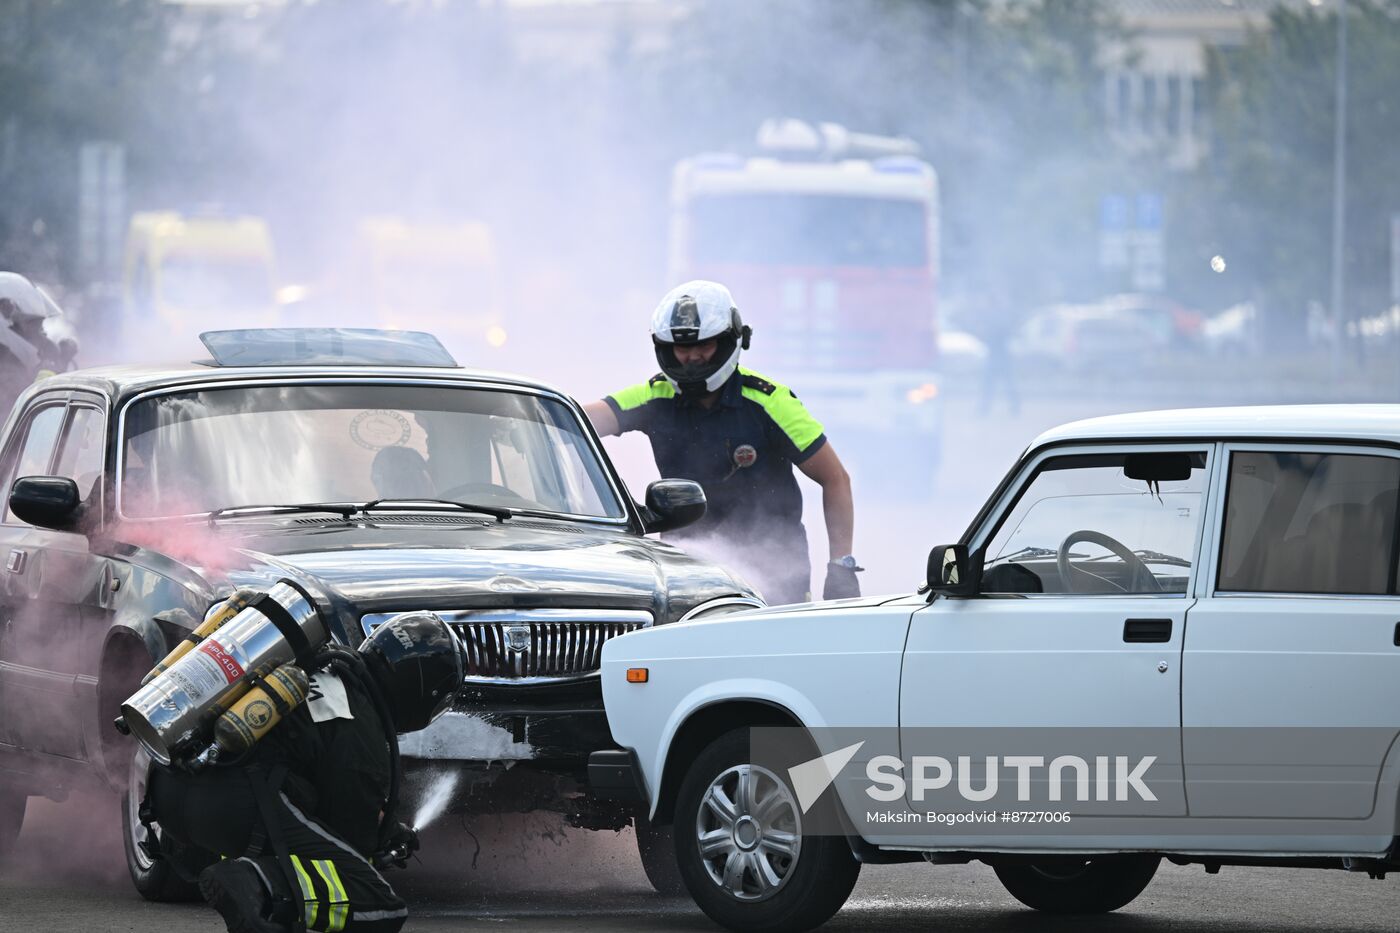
[1056, 530, 1161, 593]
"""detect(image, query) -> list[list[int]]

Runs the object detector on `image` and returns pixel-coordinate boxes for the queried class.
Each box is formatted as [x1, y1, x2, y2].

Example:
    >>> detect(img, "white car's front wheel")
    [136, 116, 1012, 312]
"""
[673, 728, 859, 933]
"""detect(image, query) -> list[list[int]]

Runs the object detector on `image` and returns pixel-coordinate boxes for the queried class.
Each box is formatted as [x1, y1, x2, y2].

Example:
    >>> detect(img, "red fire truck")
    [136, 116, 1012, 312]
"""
[668, 119, 943, 491]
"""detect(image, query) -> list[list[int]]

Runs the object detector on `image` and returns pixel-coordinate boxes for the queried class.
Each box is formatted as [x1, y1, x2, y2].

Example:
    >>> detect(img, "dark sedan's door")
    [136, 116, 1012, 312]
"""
[0, 395, 108, 760]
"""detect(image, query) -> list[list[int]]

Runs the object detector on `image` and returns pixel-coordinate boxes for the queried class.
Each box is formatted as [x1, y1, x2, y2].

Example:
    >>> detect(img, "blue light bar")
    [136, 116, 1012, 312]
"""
[199, 328, 459, 368]
[872, 156, 929, 174]
[692, 153, 746, 171]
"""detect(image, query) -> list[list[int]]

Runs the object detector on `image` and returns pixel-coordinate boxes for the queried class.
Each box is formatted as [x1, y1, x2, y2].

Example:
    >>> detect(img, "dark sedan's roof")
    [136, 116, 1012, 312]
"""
[29, 362, 575, 407]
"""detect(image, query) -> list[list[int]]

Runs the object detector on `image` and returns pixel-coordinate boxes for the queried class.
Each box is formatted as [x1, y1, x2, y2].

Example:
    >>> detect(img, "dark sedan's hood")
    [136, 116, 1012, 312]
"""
[200, 517, 750, 627]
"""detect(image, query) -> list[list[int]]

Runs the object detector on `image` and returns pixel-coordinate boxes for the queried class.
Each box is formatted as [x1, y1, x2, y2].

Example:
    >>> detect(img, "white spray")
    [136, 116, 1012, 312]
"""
[411, 770, 461, 831]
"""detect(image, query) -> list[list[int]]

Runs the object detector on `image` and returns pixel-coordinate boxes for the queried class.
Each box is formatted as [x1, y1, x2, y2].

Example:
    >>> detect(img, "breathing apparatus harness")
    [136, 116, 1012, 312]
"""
[236, 642, 413, 932]
[121, 583, 446, 927]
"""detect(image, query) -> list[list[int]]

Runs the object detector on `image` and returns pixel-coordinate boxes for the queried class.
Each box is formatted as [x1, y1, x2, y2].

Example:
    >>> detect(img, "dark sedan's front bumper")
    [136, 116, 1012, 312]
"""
[393, 679, 645, 829]
[587, 748, 646, 807]
[399, 677, 618, 769]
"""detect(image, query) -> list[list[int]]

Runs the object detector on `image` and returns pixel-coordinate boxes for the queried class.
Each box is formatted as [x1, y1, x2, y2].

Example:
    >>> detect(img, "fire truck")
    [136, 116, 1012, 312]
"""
[668, 119, 943, 491]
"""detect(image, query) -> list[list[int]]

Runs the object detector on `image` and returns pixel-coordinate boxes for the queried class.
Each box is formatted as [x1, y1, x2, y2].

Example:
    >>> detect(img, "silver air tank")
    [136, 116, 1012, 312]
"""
[120, 580, 328, 765]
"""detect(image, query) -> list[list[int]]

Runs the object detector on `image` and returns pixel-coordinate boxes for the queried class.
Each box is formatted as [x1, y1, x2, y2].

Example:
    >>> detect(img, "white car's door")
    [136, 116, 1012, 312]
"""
[899, 444, 1216, 838]
[1183, 443, 1400, 823]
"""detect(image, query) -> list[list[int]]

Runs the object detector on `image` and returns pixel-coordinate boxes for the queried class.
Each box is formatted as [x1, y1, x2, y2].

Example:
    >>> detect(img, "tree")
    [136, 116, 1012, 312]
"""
[1188, 1, 1400, 339]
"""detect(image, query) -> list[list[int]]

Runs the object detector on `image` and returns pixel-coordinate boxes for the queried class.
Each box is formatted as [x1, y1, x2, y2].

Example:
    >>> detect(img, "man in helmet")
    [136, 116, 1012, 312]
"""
[145, 613, 465, 933]
[584, 280, 860, 604]
[0, 272, 79, 414]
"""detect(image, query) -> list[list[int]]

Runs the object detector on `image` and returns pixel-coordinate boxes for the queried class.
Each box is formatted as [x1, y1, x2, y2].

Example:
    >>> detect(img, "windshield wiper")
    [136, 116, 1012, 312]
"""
[987, 546, 1085, 565]
[1133, 548, 1193, 568]
[355, 498, 513, 523]
[208, 503, 357, 524]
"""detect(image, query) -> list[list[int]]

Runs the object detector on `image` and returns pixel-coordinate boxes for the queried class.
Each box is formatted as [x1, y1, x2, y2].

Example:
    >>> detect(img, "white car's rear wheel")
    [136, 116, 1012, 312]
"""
[994, 855, 1160, 914]
[673, 728, 859, 933]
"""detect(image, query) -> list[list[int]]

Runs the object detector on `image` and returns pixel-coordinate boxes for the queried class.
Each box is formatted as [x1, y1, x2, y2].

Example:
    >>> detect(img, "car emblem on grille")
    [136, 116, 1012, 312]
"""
[504, 623, 531, 653]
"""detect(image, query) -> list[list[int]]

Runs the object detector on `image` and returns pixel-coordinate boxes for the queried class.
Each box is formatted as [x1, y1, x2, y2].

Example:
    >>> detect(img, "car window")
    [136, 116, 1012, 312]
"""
[121, 384, 626, 520]
[3, 403, 66, 524]
[1217, 450, 1400, 595]
[981, 450, 1208, 595]
[53, 406, 105, 505]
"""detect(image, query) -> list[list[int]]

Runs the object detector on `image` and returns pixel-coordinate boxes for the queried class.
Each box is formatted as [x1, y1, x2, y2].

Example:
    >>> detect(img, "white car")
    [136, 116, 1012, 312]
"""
[592, 406, 1400, 932]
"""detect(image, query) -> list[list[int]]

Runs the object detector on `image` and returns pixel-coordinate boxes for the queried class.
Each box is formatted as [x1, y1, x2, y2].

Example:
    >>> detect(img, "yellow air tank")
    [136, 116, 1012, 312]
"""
[142, 588, 260, 686]
[208, 663, 311, 762]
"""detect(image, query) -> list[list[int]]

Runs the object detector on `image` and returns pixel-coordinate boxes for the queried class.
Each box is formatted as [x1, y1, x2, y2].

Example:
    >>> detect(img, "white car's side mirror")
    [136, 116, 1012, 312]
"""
[926, 543, 978, 596]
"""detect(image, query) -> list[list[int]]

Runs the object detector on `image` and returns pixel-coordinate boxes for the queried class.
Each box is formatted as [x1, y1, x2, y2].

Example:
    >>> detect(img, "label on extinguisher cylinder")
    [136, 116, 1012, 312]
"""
[166, 636, 245, 704]
[198, 638, 247, 684]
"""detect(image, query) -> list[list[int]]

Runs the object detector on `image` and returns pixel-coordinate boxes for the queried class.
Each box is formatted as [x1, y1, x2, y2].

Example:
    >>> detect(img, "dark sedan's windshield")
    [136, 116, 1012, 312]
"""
[120, 383, 626, 520]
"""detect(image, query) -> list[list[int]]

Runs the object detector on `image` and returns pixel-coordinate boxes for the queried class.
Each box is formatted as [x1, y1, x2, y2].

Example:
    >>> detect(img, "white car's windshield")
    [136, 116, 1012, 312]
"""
[120, 383, 625, 520]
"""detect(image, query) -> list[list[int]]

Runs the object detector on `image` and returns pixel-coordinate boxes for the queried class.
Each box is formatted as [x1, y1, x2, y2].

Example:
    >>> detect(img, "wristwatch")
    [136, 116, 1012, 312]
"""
[831, 555, 864, 572]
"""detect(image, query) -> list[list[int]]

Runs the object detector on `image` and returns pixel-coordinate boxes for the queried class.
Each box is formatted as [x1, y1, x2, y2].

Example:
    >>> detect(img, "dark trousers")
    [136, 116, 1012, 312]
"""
[148, 766, 407, 932]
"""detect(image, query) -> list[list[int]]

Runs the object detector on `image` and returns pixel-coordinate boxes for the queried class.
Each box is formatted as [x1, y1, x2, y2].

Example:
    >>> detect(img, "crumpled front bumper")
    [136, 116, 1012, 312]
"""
[397, 678, 617, 767]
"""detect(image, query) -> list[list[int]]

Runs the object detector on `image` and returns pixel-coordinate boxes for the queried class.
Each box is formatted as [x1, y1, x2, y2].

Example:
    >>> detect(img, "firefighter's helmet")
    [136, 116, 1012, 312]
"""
[359, 612, 465, 733]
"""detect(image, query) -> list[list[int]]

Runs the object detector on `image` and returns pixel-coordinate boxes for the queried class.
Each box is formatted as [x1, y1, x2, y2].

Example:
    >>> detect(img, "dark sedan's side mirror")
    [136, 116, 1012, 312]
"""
[9, 476, 83, 531]
[926, 543, 978, 596]
[643, 479, 706, 535]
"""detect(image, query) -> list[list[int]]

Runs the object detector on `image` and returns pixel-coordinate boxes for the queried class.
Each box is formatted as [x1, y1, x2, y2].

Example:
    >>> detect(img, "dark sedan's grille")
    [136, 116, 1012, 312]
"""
[458, 619, 643, 680]
[361, 609, 652, 683]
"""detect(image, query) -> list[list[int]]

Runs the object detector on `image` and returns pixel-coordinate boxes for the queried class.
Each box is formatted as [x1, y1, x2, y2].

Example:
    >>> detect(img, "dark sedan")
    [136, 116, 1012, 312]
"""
[0, 329, 758, 901]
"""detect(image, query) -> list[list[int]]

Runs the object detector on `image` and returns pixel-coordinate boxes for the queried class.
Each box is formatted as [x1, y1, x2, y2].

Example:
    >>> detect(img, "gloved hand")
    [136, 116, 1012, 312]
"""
[373, 822, 420, 870]
[823, 561, 863, 599]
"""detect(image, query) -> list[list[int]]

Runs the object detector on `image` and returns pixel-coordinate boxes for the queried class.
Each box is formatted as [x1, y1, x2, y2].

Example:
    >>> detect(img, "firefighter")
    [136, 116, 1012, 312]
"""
[584, 280, 861, 604]
[145, 613, 465, 933]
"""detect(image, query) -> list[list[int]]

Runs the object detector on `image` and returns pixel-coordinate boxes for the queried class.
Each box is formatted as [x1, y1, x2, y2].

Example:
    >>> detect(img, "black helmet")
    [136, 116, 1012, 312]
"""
[358, 612, 465, 733]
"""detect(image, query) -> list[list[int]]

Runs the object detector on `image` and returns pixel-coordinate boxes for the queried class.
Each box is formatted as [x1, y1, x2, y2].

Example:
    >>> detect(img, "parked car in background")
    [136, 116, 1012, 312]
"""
[1201, 301, 1259, 356]
[1013, 293, 1202, 372]
[597, 405, 1400, 931]
[0, 328, 757, 901]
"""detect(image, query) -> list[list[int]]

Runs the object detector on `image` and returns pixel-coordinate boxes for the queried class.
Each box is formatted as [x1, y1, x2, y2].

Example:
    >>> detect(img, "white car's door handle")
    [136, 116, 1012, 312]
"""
[1123, 618, 1171, 643]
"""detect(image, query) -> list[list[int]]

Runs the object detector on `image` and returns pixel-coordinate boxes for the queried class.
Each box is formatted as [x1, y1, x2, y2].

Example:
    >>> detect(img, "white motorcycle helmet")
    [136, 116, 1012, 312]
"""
[650, 280, 752, 396]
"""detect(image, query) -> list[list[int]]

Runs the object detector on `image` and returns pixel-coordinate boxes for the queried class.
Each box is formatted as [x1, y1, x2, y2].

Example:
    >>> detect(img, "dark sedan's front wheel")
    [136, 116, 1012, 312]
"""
[635, 816, 686, 896]
[673, 728, 859, 933]
[122, 745, 203, 902]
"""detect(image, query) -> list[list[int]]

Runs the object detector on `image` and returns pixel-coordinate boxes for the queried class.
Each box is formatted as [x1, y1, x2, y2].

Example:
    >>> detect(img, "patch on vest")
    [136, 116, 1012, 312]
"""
[307, 672, 354, 723]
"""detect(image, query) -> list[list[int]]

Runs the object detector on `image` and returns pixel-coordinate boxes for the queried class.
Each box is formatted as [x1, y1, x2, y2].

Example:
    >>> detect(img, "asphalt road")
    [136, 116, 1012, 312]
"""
[4, 796, 1400, 932]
